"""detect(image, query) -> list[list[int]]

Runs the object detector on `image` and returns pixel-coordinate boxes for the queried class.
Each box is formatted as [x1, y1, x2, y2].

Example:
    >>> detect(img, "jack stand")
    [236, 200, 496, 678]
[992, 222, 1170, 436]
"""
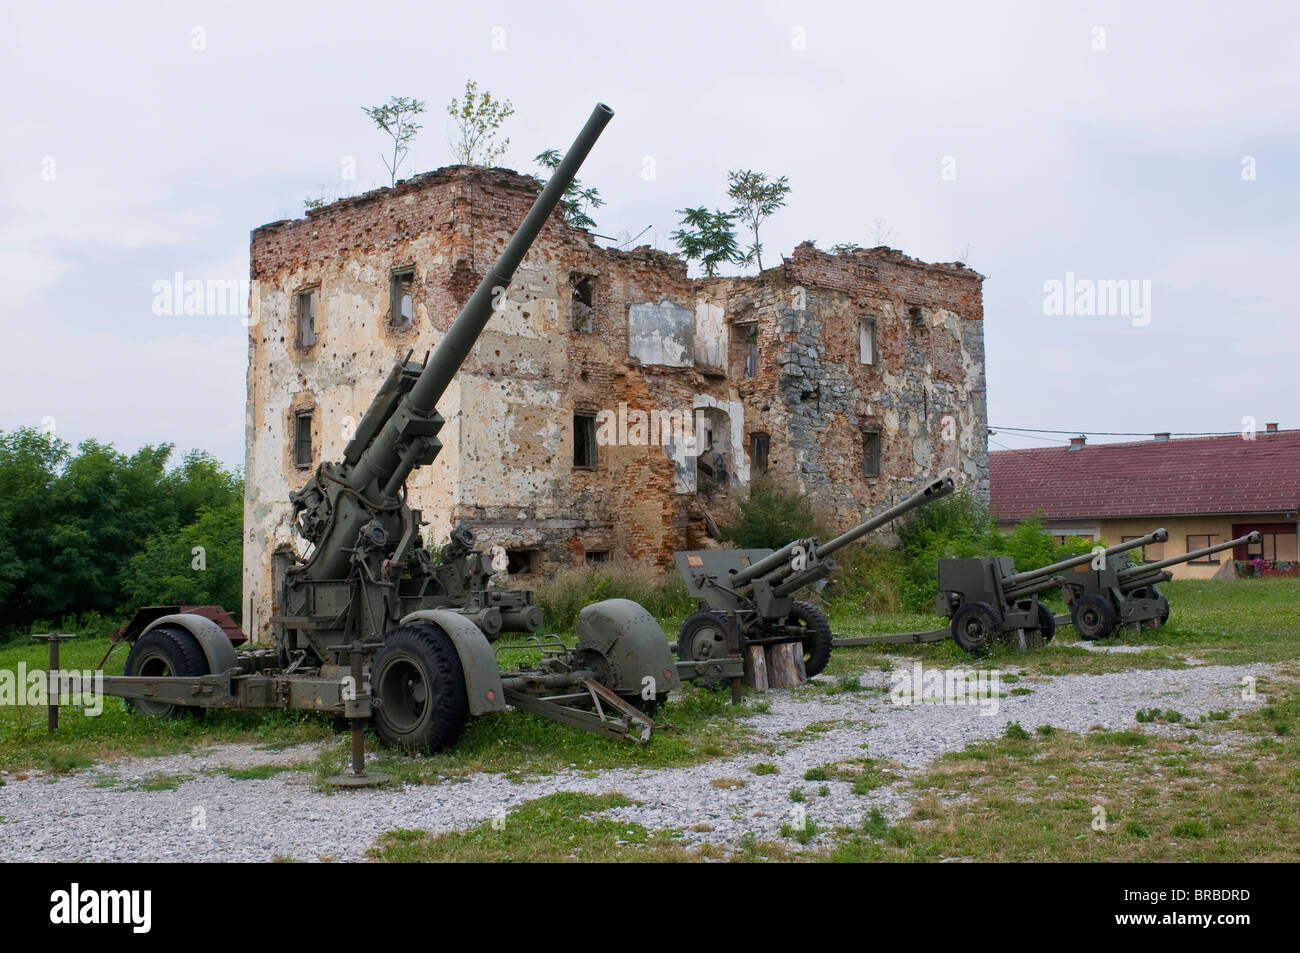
[328, 645, 392, 789]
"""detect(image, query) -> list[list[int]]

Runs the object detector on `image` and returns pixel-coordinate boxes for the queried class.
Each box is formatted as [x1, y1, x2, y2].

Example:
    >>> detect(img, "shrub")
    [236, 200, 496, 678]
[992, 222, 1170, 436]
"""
[721, 473, 823, 550]
[534, 561, 691, 633]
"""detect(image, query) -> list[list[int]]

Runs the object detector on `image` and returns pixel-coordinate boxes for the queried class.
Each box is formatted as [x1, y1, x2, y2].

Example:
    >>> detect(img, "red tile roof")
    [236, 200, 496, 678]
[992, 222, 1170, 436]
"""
[989, 431, 1300, 521]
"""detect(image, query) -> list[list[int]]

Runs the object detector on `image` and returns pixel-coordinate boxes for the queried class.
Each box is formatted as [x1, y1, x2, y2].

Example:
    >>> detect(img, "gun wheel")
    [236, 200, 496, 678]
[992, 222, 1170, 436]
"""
[370, 624, 469, 753]
[1037, 602, 1057, 643]
[790, 601, 833, 678]
[123, 625, 210, 718]
[951, 601, 1002, 654]
[1071, 594, 1117, 641]
[677, 609, 733, 689]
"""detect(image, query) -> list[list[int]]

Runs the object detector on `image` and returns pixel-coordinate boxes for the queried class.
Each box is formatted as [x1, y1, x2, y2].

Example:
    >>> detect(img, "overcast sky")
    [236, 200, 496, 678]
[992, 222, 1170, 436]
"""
[1, 0, 1295, 470]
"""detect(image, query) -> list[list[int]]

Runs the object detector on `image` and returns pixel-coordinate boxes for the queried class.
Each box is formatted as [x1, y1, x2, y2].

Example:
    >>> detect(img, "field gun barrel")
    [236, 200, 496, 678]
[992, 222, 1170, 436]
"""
[731, 476, 956, 592]
[999, 528, 1169, 591]
[1118, 532, 1260, 580]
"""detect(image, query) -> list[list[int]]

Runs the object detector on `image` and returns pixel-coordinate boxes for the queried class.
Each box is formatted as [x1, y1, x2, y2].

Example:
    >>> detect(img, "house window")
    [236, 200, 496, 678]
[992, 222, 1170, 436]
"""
[505, 549, 538, 574]
[390, 268, 414, 328]
[859, 317, 876, 365]
[1186, 535, 1219, 565]
[293, 410, 313, 468]
[1247, 534, 1282, 561]
[585, 550, 611, 564]
[574, 411, 598, 469]
[1122, 535, 1164, 561]
[571, 273, 595, 332]
[862, 430, 881, 479]
[296, 289, 318, 347]
[750, 433, 770, 472]
[744, 325, 759, 377]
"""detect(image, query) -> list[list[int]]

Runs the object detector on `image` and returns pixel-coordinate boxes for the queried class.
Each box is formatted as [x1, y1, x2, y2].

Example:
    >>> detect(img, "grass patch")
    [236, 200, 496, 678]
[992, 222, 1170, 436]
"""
[367, 791, 699, 862]
[0, 636, 334, 774]
[821, 674, 1300, 861]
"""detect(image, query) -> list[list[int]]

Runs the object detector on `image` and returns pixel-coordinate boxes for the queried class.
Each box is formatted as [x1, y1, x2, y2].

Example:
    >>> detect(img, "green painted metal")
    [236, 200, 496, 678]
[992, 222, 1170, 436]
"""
[1062, 530, 1259, 639]
[935, 528, 1169, 652]
[674, 477, 956, 679]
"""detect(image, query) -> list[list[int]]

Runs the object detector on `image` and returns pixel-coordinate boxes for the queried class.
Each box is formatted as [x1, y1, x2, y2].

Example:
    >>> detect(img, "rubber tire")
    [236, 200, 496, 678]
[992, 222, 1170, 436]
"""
[1071, 594, 1117, 641]
[790, 601, 834, 678]
[369, 625, 469, 754]
[1158, 603, 1170, 627]
[951, 601, 1003, 654]
[1037, 603, 1057, 643]
[123, 625, 210, 718]
[676, 609, 730, 662]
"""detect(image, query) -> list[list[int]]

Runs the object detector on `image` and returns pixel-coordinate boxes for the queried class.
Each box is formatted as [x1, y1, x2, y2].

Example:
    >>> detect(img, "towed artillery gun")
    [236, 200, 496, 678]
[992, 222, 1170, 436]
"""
[936, 528, 1169, 653]
[1061, 531, 1261, 640]
[674, 476, 956, 683]
[102, 104, 680, 756]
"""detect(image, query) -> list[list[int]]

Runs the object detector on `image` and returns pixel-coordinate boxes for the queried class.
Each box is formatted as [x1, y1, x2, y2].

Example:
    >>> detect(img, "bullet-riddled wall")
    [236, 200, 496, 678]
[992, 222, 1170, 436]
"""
[244, 166, 988, 639]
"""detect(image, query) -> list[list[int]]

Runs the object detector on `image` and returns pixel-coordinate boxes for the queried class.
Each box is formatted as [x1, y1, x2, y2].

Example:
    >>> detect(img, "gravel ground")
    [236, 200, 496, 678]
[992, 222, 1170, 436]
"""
[0, 660, 1282, 862]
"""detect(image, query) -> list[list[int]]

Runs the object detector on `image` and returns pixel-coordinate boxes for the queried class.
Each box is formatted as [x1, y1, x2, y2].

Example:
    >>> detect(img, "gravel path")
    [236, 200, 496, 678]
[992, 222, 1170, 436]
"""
[0, 660, 1282, 861]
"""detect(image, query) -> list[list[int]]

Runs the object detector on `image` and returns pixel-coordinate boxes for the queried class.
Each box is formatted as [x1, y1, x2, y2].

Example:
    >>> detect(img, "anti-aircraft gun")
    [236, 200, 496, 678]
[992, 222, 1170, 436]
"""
[103, 104, 678, 757]
[674, 476, 956, 682]
[1061, 531, 1260, 640]
[936, 528, 1170, 653]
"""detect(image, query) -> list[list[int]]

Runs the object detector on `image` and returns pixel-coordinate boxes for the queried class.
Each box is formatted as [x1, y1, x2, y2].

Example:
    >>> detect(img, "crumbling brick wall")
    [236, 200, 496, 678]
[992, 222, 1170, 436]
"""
[243, 167, 987, 637]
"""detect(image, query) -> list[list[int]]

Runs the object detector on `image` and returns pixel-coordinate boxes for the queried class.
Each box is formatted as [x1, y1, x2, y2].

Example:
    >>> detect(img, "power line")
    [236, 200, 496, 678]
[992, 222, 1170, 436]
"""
[991, 425, 1294, 438]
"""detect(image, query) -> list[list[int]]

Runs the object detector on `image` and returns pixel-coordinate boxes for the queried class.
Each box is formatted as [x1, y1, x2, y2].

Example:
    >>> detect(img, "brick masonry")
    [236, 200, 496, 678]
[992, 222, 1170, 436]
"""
[243, 166, 988, 637]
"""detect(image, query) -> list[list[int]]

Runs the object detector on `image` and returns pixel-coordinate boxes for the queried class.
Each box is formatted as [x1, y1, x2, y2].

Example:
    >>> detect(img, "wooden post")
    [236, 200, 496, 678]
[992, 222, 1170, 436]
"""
[743, 645, 769, 690]
[766, 642, 807, 689]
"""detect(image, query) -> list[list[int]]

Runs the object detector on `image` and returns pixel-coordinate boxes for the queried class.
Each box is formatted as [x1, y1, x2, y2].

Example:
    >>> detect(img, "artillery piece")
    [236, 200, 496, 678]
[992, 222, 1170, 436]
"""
[1061, 531, 1260, 640]
[936, 528, 1169, 653]
[674, 476, 956, 683]
[101, 104, 680, 758]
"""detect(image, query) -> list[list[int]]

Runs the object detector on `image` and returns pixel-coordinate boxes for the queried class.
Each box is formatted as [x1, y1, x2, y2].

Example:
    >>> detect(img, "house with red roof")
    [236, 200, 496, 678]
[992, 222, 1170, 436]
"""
[989, 427, 1300, 579]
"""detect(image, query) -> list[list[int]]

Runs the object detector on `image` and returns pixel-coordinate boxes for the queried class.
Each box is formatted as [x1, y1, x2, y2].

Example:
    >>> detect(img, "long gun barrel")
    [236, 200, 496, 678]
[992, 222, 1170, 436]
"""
[296, 103, 614, 582]
[352, 103, 614, 501]
[1118, 531, 1260, 582]
[1001, 528, 1170, 597]
[731, 476, 956, 592]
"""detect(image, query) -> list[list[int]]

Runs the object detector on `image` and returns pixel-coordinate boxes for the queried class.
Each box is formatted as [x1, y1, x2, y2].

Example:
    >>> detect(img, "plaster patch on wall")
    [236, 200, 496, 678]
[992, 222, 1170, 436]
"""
[629, 300, 693, 367]
[694, 299, 727, 370]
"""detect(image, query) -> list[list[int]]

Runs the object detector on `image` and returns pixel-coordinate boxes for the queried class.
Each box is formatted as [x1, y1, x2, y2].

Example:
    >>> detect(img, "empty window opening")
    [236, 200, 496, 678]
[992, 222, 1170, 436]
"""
[585, 550, 611, 564]
[505, 549, 538, 574]
[294, 410, 313, 468]
[296, 289, 318, 348]
[862, 430, 881, 479]
[744, 325, 759, 377]
[390, 268, 414, 328]
[574, 411, 598, 469]
[571, 273, 595, 332]
[750, 433, 770, 472]
[859, 317, 876, 365]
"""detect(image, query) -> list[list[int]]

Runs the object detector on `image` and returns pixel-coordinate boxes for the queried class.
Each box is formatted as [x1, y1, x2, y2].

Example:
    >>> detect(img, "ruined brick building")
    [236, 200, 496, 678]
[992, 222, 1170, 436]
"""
[243, 165, 989, 633]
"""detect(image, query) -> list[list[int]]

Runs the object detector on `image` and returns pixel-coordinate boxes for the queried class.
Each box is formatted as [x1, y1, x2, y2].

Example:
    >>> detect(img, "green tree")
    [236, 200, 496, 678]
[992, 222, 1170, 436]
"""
[446, 80, 514, 166]
[126, 495, 244, 615]
[534, 148, 604, 230]
[0, 429, 246, 638]
[362, 95, 427, 186]
[727, 169, 790, 271]
[671, 207, 741, 277]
